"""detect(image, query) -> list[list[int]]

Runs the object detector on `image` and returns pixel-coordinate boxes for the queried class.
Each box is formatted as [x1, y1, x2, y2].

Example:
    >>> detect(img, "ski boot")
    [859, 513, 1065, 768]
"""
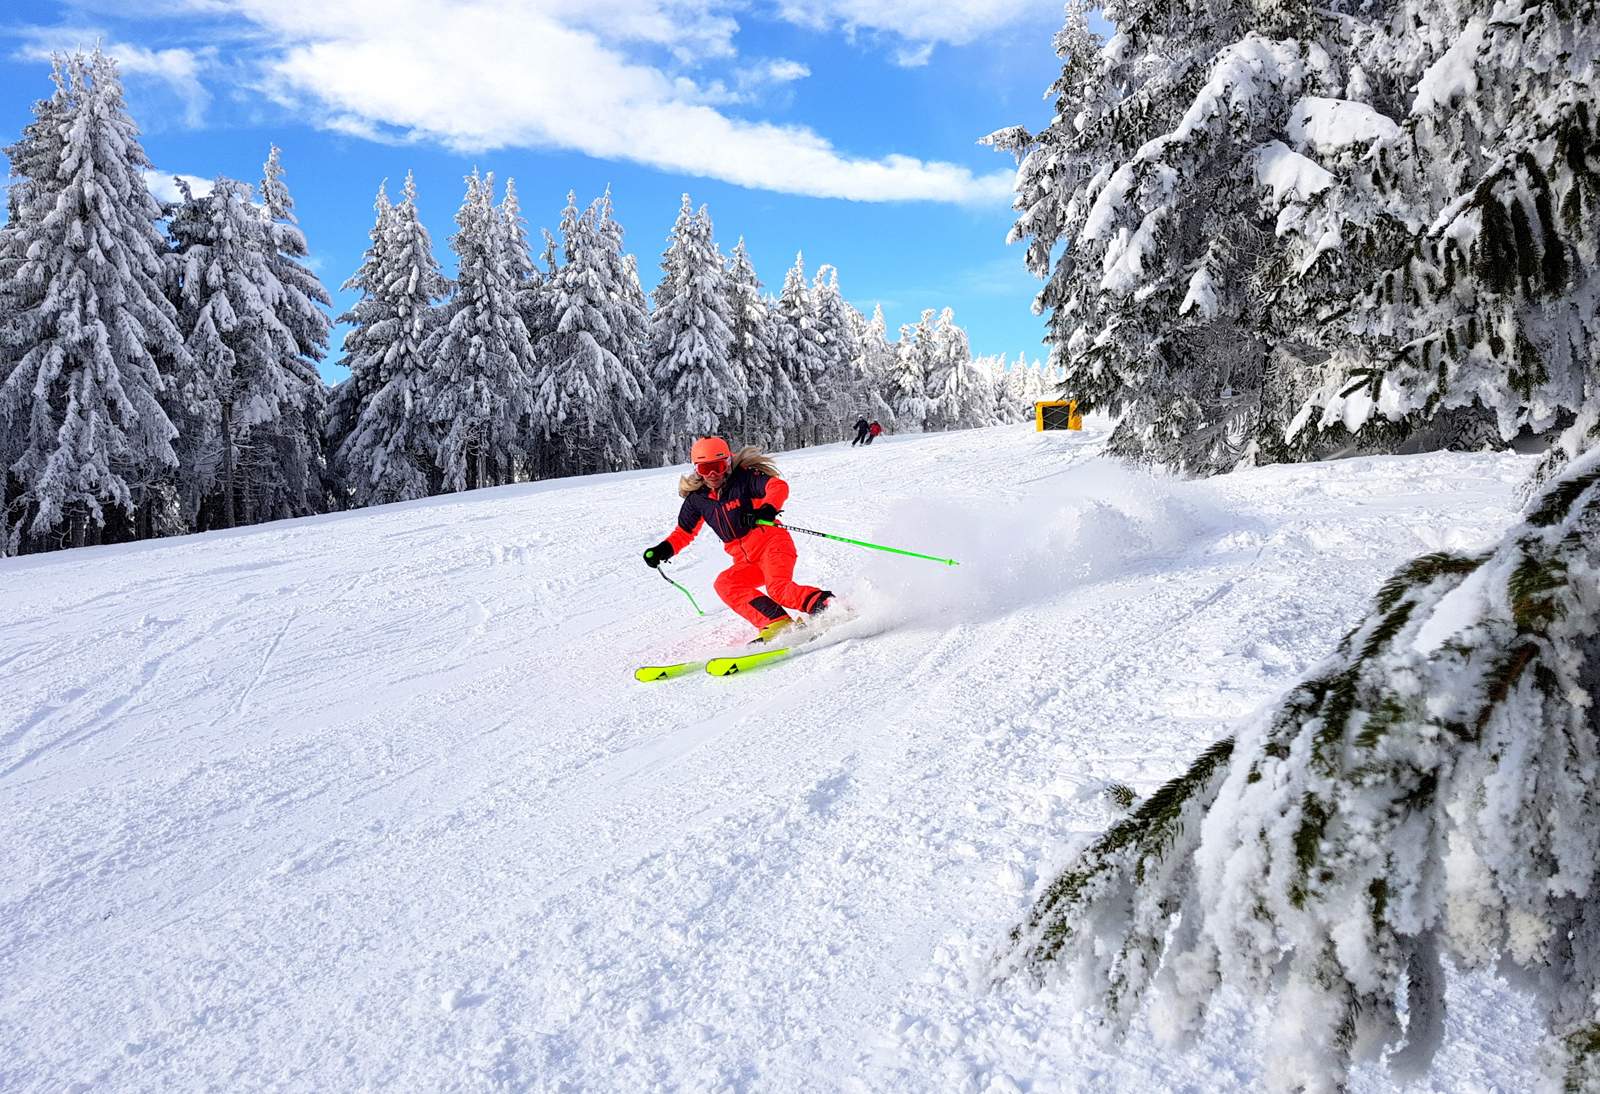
[752, 616, 794, 644]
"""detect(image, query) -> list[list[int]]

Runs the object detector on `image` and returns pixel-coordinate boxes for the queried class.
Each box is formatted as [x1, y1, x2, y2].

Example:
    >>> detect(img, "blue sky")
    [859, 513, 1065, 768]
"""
[1, 0, 1070, 384]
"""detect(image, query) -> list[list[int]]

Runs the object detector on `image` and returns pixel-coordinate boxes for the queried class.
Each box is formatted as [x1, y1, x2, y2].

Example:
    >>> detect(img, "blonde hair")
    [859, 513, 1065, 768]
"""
[678, 444, 779, 497]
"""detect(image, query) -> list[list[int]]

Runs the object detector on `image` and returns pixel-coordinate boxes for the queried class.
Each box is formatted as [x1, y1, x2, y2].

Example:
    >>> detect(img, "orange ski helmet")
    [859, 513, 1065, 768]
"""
[689, 436, 732, 467]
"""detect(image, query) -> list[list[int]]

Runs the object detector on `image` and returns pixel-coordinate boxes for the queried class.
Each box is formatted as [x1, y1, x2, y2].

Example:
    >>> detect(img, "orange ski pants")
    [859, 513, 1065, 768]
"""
[715, 525, 823, 629]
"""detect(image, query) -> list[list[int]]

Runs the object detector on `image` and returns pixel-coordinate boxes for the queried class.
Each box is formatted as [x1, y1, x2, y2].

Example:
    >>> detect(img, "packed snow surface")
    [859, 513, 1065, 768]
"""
[0, 423, 1543, 1091]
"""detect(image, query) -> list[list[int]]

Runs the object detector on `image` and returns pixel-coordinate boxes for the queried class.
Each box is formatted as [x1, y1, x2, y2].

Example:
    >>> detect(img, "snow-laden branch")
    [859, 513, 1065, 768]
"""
[1001, 445, 1600, 1092]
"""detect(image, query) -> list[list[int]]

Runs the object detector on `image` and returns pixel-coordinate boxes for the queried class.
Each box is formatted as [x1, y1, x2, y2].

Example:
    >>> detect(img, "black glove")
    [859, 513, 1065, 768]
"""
[643, 540, 674, 568]
[743, 504, 780, 532]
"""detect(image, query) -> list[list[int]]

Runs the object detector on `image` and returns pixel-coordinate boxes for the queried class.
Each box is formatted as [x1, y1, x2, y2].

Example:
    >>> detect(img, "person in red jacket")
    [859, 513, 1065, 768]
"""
[643, 437, 833, 642]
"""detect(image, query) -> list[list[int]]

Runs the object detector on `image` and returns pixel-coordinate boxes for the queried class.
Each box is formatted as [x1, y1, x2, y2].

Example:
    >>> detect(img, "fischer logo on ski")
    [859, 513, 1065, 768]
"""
[704, 646, 796, 676]
[633, 661, 704, 682]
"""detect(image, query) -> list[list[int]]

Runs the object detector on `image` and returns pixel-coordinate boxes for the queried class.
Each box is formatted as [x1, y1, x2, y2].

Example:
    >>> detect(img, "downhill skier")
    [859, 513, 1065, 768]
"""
[642, 437, 832, 642]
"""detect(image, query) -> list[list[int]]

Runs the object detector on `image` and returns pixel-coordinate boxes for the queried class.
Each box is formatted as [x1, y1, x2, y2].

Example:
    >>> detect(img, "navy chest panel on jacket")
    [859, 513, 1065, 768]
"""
[679, 469, 769, 543]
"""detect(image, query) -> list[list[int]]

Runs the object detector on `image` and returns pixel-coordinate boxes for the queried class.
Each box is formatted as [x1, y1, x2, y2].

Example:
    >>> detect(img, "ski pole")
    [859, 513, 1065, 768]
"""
[757, 520, 959, 566]
[655, 565, 706, 615]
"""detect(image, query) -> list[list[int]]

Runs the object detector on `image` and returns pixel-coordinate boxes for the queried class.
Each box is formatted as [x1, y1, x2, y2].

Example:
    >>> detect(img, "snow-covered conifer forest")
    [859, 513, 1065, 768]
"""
[0, 47, 1050, 556]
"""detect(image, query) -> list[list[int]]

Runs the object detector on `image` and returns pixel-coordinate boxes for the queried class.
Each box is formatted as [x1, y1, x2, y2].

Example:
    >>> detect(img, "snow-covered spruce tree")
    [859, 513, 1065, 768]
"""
[987, 0, 1359, 473]
[1288, 0, 1599, 461]
[322, 180, 393, 469]
[0, 58, 74, 552]
[924, 307, 975, 431]
[503, 177, 553, 392]
[810, 264, 872, 442]
[857, 304, 899, 431]
[960, 355, 1002, 429]
[994, 0, 1596, 473]
[420, 171, 538, 492]
[891, 310, 937, 431]
[246, 145, 331, 521]
[499, 176, 551, 465]
[524, 220, 562, 383]
[496, 177, 549, 347]
[1016, 357, 1059, 418]
[1031, 358, 1060, 416]
[168, 176, 323, 528]
[995, 352, 1029, 424]
[978, 356, 1016, 424]
[983, 354, 1014, 425]
[0, 57, 70, 263]
[536, 190, 646, 477]
[0, 48, 186, 551]
[650, 194, 740, 456]
[963, 363, 1001, 429]
[851, 301, 897, 431]
[599, 191, 654, 466]
[328, 172, 447, 507]
[775, 252, 829, 446]
[725, 237, 795, 449]
[1001, 451, 1600, 1091]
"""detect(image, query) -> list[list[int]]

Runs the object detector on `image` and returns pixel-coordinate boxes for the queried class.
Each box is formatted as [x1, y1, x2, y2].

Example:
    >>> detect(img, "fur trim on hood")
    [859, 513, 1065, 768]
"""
[678, 445, 779, 497]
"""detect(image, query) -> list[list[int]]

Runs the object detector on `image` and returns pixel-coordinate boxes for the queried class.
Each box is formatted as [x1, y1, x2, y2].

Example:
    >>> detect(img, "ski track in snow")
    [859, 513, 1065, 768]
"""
[0, 424, 1543, 1092]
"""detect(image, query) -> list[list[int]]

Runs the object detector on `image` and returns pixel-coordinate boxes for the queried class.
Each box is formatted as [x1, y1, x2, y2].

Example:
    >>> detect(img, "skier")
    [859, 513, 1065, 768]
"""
[851, 417, 870, 446]
[866, 421, 883, 444]
[643, 437, 833, 642]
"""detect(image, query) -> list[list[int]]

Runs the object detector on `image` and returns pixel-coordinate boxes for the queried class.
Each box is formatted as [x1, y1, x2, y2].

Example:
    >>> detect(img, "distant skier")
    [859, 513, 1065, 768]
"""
[851, 417, 870, 446]
[866, 421, 883, 444]
[643, 437, 833, 642]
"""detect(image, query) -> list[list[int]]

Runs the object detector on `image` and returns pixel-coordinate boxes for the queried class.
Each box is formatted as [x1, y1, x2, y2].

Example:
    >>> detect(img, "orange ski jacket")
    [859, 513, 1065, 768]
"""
[665, 466, 790, 553]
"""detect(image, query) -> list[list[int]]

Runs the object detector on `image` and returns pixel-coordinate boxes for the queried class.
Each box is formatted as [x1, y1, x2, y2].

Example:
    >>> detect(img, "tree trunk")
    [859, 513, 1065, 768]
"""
[241, 467, 255, 527]
[220, 402, 237, 529]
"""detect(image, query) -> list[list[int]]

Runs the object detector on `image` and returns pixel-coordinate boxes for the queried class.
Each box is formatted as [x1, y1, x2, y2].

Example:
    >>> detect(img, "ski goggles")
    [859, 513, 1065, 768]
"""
[695, 458, 729, 477]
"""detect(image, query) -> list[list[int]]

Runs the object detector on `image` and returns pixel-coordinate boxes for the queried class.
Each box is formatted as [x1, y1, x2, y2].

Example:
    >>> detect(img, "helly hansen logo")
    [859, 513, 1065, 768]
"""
[723, 500, 741, 512]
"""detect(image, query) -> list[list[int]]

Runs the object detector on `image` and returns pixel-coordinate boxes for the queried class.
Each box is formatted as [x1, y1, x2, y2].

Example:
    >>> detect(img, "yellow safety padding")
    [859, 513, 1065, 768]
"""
[1035, 400, 1081, 430]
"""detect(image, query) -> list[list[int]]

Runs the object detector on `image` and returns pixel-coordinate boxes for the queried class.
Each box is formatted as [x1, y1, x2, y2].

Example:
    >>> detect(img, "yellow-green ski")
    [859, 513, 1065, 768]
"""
[705, 646, 796, 676]
[634, 661, 704, 682]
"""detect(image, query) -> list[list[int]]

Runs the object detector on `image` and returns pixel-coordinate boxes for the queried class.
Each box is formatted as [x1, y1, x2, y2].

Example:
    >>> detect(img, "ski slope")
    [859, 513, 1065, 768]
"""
[0, 423, 1543, 1091]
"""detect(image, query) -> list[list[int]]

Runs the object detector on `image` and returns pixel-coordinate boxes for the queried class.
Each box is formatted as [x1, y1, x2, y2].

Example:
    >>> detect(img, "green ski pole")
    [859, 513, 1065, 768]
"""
[757, 520, 959, 566]
[655, 565, 706, 615]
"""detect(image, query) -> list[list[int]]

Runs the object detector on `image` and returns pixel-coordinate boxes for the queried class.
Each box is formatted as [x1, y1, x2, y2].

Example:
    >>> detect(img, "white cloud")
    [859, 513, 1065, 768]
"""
[143, 169, 213, 203]
[775, 0, 1056, 63]
[716, 57, 811, 102]
[114, 44, 212, 125]
[582, 1, 740, 63]
[892, 41, 936, 68]
[764, 59, 810, 83]
[170, 0, 1012, 204]
[14, 28, 213, 126]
